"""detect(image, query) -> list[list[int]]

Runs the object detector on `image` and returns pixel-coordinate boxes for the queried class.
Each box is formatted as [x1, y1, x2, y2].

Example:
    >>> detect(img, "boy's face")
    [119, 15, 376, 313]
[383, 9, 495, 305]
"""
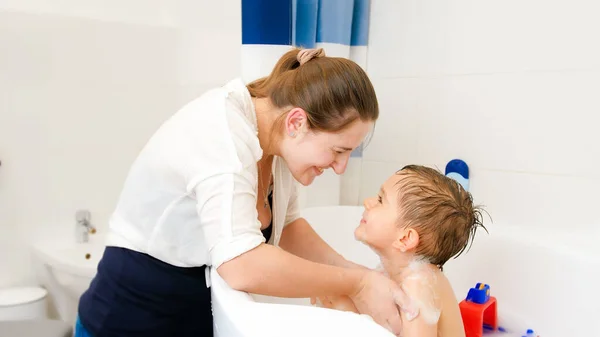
[355, 174, 405, 252]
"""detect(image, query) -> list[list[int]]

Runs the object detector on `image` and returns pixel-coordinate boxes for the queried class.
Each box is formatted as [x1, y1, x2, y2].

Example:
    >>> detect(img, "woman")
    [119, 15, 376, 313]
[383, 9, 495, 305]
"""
[75, 48, 414, 337]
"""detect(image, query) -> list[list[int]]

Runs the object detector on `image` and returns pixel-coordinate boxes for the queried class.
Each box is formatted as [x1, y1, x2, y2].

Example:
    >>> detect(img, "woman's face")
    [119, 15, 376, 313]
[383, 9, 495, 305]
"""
[280, 109, 373, 186]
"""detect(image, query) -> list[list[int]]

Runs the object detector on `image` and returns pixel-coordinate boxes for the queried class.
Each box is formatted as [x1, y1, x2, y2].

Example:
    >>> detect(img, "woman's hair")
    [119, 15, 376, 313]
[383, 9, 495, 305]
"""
[246, 48, 379, 134]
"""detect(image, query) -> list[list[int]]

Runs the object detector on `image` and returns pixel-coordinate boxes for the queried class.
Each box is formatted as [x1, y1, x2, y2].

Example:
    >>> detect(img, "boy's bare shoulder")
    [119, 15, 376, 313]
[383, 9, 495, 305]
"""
[399, 263, 443, 325]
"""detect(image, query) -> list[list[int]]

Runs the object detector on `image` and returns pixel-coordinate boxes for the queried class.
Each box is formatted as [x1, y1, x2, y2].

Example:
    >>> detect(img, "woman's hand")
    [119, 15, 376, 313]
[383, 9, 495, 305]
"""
[311, 295, 359, 313]
[349, 270, 419, 336]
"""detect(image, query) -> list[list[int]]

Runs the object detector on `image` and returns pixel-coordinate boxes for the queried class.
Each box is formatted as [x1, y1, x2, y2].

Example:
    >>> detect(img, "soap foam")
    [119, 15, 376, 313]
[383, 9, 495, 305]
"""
[375, 257, 441, 325]
[400, 258, 441, 325]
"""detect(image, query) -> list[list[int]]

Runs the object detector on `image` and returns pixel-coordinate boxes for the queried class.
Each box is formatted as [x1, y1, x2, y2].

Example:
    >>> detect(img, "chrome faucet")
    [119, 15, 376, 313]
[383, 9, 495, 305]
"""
[75, 209, 96, 243]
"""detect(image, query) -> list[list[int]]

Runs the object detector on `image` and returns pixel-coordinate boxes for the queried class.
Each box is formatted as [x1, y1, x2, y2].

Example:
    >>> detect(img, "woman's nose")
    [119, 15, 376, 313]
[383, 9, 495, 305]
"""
[331, 154, 350, 175]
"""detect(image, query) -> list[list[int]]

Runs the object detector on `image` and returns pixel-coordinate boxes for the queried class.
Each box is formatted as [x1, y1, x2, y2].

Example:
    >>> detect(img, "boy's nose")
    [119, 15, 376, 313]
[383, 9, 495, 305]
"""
[363, 197, 376, 209]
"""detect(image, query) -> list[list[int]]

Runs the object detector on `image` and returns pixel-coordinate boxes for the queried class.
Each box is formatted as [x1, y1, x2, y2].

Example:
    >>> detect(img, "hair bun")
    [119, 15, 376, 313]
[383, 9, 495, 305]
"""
[297, 48, 326, 65]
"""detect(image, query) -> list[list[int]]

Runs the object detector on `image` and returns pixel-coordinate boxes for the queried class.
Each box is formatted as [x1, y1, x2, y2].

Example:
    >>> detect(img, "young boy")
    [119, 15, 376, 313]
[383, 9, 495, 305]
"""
[318, 165, 486, 337]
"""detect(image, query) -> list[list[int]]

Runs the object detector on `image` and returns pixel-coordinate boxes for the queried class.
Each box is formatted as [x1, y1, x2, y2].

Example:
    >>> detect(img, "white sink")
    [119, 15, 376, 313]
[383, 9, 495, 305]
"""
[32, 235, 105, 323]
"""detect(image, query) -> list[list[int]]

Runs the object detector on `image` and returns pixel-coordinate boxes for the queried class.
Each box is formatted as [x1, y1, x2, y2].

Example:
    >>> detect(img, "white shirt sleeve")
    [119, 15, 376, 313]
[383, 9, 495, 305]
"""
[183, 92, 266, 269]
[191, 170, 265, 269]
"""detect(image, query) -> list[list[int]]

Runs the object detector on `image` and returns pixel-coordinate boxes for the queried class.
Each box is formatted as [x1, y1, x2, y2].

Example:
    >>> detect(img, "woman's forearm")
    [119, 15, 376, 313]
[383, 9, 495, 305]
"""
[279, 217, 364, 269]
[217, 243, 365, 298]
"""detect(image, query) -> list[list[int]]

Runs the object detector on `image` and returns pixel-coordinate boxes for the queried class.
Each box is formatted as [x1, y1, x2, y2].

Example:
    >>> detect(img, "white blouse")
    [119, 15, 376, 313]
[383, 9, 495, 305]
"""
[106, 78, 301, 268]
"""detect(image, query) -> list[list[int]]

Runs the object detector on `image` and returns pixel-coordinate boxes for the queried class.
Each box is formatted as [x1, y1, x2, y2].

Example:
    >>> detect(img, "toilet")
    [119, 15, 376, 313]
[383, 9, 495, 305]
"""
[0, 286, 48, 321]
[0, 287, 74, 337]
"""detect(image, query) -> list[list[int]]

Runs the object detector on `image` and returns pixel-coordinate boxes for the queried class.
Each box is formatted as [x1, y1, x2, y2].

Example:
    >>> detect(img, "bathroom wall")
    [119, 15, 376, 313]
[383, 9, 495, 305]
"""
[0, 0, 241, 287]
[2, 0, 599, 287]
[358, 0, 600, 230]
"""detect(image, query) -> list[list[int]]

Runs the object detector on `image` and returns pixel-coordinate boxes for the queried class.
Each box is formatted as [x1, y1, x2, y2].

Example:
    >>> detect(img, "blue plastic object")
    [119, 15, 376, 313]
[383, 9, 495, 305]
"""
[466, 283, 491, 304]
[445, 159, 470, 191]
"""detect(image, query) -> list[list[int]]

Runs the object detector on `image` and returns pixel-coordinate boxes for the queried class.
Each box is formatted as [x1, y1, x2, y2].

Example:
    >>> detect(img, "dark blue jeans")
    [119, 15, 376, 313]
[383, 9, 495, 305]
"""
[74, 316, 92, 337]
[77, 247, 213, 337]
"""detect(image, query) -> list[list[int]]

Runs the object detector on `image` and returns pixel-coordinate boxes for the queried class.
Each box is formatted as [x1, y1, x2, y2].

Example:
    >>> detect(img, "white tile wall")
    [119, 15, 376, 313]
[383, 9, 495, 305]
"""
[340, 158, 363, 205]
[362, 0, 600, 230]
[0, 154, 24, 286]
[362, 78, 421, 164]
[0, 2, 241, 287]
[358, 161, 409, 203]
[367, 0, 600, 78]
[174, 0, 241, 86]
[2, 0, 599, 287]
[416, 72, 600, 177]
[0, 0, 176, 26]
[440, 0, 600, 74]
[366, 0, 448, 78]
[300, 170, 341, 208]
[471, 170, 600, 230]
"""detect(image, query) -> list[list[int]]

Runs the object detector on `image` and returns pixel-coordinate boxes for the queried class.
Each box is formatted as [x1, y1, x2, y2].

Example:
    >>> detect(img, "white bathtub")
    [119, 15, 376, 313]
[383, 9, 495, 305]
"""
[211, 206, 600, 337]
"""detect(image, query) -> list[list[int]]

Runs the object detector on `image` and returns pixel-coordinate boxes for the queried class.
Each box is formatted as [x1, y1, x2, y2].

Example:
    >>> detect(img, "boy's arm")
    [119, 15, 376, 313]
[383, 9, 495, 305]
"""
[401, 310, 438, 337]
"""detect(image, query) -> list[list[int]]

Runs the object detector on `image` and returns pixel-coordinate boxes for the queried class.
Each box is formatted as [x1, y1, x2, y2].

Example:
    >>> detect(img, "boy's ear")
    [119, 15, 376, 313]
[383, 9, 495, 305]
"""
[392, 228, 420, 252]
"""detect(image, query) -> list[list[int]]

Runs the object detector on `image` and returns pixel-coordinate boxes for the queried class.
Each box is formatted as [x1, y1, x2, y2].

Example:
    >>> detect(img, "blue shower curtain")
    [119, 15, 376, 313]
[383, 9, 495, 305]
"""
[241, 0, 371, 205]
[294, 0, 370, 67]
[241, 0, 370, 77]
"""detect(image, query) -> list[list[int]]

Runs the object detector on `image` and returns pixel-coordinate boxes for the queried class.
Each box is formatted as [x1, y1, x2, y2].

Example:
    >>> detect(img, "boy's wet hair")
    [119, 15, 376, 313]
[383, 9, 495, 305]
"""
[394, 165, 488, 269]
